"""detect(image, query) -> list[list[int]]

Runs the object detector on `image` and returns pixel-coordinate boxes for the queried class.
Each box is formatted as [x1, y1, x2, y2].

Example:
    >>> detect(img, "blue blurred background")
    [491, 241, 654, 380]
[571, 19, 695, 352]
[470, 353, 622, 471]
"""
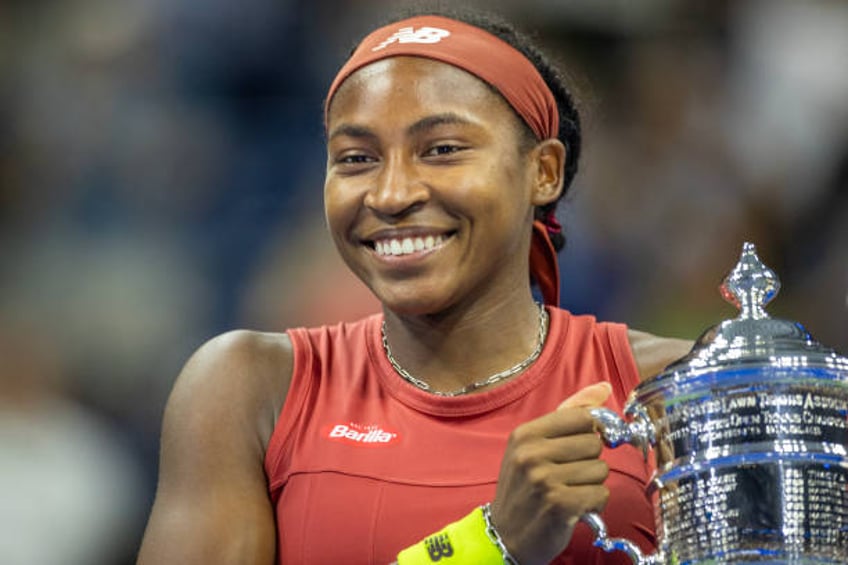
[1, 0, 846, 563]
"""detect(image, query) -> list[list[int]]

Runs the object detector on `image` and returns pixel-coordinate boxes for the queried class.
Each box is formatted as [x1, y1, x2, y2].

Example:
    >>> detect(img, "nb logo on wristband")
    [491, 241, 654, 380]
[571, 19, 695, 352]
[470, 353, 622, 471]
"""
[424, 533, 454, 561]
[372, 26, 451, 51]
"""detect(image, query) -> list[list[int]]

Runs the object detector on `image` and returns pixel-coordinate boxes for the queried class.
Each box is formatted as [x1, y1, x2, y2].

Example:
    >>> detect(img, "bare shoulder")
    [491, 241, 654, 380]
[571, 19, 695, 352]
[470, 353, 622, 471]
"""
[170, 329, 294, 445]
[627, 329, 694, 382]
[137, 329, 293, 564]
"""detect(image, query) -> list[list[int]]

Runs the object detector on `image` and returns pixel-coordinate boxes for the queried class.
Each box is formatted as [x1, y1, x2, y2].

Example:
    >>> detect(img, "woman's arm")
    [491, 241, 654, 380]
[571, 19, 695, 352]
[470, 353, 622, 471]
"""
[137, 330, 293, 565]
[627, 329, 693, 382]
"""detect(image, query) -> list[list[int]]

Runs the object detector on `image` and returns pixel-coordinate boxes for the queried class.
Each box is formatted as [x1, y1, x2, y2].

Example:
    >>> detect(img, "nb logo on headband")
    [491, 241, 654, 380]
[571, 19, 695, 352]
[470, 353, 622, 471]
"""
[372, 26, 451, 51]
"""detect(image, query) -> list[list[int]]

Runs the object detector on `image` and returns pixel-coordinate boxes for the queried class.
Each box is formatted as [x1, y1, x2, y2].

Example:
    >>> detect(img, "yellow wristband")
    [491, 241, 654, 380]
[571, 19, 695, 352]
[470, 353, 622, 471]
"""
[396, 506, 505, 564]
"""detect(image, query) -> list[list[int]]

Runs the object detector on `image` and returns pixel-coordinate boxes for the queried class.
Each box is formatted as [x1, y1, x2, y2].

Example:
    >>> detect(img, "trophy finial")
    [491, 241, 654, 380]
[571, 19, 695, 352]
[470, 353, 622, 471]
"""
[720, 242, 780, 320]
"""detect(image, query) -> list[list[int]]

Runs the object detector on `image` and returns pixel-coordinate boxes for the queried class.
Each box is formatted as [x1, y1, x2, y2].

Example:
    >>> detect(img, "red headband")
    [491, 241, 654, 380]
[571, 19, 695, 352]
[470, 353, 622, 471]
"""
[325, 15, 559, 140]
[325, 15, 561, 305]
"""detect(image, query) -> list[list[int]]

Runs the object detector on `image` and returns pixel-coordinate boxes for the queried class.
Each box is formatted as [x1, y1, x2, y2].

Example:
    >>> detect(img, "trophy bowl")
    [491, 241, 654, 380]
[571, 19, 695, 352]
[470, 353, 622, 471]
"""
[584, 242, 848, 564]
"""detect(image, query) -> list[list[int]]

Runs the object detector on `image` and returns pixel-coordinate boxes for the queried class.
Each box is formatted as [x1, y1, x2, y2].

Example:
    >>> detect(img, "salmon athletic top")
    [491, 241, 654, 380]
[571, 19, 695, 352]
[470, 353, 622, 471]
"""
[264, 307, 656, 564]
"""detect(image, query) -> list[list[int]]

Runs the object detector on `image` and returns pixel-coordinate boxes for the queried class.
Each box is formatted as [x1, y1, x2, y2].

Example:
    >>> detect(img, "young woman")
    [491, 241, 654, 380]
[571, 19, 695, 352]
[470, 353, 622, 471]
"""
[137, 10, 692, 565]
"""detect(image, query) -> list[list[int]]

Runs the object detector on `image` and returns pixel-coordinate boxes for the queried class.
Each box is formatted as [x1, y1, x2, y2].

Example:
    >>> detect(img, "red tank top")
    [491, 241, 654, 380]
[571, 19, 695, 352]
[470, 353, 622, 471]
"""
[265, 308, 656, 564]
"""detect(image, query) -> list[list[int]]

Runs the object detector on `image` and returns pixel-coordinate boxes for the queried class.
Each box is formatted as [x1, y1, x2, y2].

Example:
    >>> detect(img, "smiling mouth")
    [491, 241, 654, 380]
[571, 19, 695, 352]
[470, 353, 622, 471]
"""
[367, 233, 454, 257]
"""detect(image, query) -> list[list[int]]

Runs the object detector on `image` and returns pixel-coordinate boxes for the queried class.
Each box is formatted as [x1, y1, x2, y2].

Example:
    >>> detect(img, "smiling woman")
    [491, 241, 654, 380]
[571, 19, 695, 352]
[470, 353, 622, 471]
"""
[325, 55, 551, 318]
[136, 8, 692, 565]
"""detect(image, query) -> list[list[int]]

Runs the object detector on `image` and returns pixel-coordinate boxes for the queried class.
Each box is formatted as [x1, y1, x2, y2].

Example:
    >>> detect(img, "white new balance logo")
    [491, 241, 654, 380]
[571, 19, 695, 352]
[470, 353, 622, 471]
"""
[372, 26, 451, 52]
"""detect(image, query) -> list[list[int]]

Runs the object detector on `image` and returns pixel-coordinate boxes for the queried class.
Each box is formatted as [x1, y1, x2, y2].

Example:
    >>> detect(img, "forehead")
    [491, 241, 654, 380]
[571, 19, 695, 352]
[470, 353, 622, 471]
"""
[326, 56, 518, 131]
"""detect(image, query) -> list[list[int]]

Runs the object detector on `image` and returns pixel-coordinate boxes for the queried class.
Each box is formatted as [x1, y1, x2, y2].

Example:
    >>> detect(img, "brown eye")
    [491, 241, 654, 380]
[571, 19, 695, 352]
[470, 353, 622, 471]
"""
[338, 154, 375, 164]
[332, 152, 379, 176]
[423, 144, 465, 157]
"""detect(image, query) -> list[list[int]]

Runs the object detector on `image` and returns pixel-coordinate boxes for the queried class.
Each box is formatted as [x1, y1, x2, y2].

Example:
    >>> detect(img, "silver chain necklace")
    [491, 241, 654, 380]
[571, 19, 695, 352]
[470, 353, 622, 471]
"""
[381, 304, 549, 397]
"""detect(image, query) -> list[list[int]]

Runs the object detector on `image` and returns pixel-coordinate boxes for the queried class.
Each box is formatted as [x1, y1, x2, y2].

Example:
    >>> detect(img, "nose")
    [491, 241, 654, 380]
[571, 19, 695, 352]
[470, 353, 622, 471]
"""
[363, 153, 428, 218]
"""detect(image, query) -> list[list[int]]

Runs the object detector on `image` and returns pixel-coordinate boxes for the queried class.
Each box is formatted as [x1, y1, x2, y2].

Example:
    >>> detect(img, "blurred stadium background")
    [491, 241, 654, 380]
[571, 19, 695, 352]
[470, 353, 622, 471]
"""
[1, 0, 846, 563]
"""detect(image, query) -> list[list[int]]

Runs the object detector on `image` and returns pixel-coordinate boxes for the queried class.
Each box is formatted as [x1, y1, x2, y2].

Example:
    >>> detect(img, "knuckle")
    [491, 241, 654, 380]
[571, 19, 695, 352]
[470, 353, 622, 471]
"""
[543, 487, 567, 510]
[526, 464, 553, 489]
[508, 423, 531, 445]
[512, 444, 541, 470]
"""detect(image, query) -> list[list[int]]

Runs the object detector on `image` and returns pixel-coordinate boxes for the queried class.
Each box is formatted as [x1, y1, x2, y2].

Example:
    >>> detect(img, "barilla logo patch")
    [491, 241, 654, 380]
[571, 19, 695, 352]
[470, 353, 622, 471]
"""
[324, 422, 400, 446]
[372, 26, 451, 52]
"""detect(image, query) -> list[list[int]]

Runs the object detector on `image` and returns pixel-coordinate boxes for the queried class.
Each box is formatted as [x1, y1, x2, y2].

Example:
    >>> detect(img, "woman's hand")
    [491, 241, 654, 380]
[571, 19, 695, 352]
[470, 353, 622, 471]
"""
[490, 382, 612, 565]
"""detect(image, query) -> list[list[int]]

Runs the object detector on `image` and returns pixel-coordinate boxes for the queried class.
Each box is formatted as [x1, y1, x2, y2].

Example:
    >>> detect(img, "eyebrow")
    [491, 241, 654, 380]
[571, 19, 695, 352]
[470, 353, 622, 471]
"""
[327, 124, 378, 142]
[328, 112, 475, 142]
[405, 113, 475, 137]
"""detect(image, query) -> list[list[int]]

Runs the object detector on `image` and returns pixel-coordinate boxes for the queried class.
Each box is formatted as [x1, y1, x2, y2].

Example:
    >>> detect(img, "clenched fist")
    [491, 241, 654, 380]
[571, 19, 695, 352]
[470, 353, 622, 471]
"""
[490, 382, 613, 565]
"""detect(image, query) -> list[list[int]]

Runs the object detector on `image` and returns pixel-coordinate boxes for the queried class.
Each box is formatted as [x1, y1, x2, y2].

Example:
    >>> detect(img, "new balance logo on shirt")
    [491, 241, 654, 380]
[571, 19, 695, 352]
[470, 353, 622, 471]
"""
[372, 26, 451, 51]
[325, 422, 400, 446]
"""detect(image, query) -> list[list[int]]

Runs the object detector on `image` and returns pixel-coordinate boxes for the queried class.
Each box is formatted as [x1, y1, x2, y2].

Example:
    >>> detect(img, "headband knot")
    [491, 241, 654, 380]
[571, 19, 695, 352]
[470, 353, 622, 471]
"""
[543, 210, 563, 235]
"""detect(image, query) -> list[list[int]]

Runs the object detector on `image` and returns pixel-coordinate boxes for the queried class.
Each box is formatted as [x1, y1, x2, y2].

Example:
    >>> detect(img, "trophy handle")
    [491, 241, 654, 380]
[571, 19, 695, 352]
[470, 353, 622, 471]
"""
[581, 407, 663, 565]
[581, 512, 663, 565]
[589, 406, 655, 459]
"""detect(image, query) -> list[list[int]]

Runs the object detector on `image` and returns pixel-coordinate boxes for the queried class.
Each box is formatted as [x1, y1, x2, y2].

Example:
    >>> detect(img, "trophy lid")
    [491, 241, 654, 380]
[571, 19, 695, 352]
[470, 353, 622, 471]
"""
[660, 242, 848, 376]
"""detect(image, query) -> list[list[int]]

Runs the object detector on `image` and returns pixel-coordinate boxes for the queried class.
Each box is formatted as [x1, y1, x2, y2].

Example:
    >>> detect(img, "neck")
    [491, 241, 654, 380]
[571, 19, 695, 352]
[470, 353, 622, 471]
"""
[382, 292, 546, 394]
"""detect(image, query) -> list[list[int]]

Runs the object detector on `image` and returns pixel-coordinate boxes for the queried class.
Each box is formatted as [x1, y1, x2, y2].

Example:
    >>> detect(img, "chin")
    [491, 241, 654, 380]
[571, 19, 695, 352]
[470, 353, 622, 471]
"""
[372, 286, 454, 317]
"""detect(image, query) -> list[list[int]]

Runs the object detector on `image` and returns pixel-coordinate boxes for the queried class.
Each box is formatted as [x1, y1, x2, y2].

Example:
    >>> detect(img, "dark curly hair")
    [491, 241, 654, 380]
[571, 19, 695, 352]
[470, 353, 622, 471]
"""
[338, 6, 583, 252]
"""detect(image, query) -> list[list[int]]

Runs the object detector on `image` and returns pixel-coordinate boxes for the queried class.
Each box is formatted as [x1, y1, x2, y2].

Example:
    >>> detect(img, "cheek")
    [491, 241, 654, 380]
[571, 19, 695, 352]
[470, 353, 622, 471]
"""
[324, 180, 358, 242]
[446, 160, 529, 219]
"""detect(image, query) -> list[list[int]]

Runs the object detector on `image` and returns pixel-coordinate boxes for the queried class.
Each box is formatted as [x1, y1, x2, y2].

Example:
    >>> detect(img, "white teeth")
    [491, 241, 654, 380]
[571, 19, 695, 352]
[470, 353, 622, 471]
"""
[373, 235, 446, 256]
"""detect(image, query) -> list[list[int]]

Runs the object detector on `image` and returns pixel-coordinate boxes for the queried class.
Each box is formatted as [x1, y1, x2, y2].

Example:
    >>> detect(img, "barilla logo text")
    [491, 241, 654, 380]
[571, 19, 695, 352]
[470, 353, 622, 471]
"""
[325, 422, 400, 446]
[372, 26, 451, 51]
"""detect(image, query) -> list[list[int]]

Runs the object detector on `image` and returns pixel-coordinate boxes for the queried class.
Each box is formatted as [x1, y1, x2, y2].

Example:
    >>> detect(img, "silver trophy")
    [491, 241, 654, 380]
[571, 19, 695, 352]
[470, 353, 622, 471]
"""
[584, 242, 848, 564]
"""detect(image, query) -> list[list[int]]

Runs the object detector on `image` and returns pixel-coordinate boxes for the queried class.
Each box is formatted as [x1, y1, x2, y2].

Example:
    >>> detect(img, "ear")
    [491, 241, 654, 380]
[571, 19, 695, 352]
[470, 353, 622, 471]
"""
[529, 139, 566, 206]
